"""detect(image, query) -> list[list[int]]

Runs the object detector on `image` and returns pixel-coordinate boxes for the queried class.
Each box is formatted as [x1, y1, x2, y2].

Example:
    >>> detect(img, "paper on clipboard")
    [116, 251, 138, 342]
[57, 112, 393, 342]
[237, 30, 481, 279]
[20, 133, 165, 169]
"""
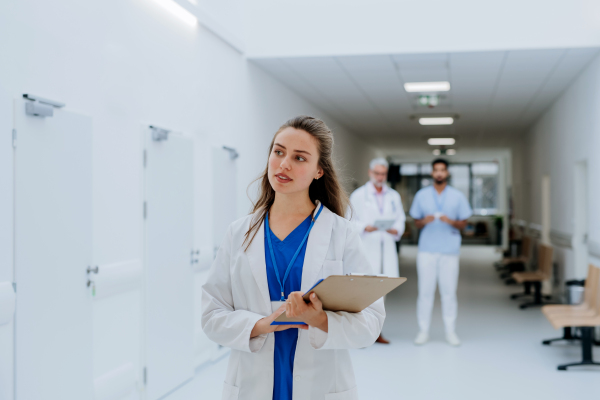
[272, 275, 407, 325]
[373, 219, 395, 231]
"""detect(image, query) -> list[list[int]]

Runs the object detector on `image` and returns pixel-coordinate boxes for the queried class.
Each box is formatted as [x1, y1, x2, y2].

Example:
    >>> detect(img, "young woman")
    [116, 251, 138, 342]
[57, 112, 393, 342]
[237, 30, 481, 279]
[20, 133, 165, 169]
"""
[201, 116, 384, 400]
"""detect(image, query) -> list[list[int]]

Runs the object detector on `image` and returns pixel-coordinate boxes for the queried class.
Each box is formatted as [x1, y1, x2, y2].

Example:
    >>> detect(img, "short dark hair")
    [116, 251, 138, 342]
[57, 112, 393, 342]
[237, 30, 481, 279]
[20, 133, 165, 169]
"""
[432, 158, 449, 169]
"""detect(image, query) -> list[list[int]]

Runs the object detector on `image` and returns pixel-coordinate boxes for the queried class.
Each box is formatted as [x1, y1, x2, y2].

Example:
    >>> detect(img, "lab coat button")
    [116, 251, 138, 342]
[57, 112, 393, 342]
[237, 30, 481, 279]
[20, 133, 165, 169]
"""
[294, 375, 301, 381]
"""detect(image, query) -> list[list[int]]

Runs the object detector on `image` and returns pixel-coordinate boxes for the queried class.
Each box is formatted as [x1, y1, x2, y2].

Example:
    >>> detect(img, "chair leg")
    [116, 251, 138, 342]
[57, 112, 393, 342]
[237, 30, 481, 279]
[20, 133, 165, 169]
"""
[511, 282, 532, 299]
[543, 327, 581, 345]
[557, 327, 600, 370]
[519, 282, 555, 309]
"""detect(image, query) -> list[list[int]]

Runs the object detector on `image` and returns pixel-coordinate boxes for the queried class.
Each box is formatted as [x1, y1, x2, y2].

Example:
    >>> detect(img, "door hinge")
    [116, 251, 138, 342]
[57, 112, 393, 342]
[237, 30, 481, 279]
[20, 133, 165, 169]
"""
[143, 202, 147, 219]
[12, 129, 16, 148]
[143, 367, 147, 385]
[143, 150, 147, 168]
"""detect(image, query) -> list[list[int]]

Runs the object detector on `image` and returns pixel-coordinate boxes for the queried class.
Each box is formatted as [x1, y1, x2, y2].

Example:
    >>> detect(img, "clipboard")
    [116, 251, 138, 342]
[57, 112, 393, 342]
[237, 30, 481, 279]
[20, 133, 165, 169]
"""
[272, 275, 407, 325]
[373, 219, 395, 230]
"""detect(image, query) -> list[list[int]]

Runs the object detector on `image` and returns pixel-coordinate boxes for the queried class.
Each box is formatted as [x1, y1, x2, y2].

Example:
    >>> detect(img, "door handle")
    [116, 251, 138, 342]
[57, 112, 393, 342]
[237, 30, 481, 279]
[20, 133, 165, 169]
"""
[86, 266, 99, 274]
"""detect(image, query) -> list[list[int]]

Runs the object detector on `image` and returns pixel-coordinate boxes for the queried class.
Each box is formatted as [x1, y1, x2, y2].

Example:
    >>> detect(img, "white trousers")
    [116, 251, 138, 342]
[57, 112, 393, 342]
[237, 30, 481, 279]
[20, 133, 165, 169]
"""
[416, 252, 460, 333]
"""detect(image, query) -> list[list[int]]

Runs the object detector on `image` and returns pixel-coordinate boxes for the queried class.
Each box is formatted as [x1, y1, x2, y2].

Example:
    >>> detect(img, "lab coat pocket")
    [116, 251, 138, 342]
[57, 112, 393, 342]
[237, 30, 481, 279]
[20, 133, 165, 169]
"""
[222, 381, 239, 400]
[325, 386, 359, 400]
[322, 260, 343, 278]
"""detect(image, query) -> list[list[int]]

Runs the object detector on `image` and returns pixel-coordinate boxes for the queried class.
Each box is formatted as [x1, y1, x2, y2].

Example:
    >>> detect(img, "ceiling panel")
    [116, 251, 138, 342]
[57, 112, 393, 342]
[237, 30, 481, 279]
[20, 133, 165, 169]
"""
[518, 48, 600, 126]
[250, 47, 600, 137]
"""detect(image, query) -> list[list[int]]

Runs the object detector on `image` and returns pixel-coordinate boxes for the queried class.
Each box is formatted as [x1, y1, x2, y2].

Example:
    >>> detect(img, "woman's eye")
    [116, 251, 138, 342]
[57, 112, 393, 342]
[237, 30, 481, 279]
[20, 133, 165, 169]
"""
[275, 150, 283, 155]
[296, 156, 306, 162]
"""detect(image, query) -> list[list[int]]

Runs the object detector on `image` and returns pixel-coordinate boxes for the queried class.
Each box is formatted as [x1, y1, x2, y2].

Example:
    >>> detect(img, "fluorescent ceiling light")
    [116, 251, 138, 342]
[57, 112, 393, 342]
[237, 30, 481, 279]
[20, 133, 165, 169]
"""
[404, 81, 451, 92]
[428, 138, 456, 146]
[419, 117, 454, 125]
[152, 0, 197, 26]
[446, 149, 457, 155]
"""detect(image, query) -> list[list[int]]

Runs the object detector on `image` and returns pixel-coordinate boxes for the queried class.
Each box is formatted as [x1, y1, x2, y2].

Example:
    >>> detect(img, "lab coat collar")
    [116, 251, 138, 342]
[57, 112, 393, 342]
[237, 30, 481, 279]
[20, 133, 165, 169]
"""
[245, 201, 333, 310]
[366, 181, 388, 196]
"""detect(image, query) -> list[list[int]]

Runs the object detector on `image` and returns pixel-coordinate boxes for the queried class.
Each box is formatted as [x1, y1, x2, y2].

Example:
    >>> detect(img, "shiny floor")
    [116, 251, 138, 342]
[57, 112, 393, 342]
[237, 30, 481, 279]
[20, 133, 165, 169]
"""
[170, 246, 599, 400]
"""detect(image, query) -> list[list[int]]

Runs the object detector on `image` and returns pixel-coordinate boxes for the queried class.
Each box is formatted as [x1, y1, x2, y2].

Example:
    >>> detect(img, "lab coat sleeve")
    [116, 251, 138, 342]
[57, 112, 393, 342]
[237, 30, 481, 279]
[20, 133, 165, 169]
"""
[201, 227, 268, 353]
[390, 191, 406, 242]
[348, 190, 368, 233]
[309, 224, 385, 350]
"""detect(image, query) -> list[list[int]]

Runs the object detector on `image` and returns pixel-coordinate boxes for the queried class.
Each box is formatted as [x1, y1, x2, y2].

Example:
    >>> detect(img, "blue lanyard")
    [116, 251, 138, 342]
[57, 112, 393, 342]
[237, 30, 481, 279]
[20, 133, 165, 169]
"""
[265, 204, 323, 301]
[431, 186, 446, 212]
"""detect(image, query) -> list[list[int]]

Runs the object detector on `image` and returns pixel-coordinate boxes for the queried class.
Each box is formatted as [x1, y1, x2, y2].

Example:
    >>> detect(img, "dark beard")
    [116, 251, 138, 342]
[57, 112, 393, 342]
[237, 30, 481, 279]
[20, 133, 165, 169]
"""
[434, 177, 446, 184]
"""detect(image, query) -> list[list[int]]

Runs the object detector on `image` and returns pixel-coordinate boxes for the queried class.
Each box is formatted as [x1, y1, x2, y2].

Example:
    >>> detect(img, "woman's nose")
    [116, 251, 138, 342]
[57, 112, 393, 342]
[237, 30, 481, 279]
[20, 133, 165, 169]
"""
[280, 156, 292, 170]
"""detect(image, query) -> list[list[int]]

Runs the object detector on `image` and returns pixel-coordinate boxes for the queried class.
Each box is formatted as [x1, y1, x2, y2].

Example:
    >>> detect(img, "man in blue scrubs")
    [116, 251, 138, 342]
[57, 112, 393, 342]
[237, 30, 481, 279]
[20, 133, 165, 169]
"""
[409, 159, 472, 346]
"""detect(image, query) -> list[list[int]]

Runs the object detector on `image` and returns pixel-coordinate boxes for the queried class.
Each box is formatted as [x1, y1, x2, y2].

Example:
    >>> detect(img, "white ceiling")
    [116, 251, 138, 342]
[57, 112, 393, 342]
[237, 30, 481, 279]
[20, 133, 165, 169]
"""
[251, 48, 600, 138]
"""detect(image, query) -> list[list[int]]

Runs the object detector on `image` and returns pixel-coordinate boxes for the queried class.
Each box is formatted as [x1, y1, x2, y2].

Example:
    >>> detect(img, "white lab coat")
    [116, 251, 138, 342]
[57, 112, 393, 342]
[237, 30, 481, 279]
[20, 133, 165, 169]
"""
[201, 203, 385, 400]
[348, 182, 406, 277]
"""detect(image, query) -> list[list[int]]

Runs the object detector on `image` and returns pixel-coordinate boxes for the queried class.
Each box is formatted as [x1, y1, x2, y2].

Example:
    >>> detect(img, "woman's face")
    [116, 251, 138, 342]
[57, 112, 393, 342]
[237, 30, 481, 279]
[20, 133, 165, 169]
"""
[268, 127, 323, 197]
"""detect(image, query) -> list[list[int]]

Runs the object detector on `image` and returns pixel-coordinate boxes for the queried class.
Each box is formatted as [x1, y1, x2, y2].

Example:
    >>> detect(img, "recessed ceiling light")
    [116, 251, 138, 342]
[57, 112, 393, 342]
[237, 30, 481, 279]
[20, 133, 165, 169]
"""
[447, 149, 457, 155]
[152, 0, 198, 26]
[419, 117, 454, 125]
[428, 138, 456, 146]
[404, 81, 451, 92]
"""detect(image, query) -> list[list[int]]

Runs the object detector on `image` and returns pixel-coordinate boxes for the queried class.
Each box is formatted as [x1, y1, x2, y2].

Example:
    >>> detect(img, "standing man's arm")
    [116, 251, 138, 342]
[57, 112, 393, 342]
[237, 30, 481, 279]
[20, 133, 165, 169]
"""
[439, 216, 468, 230]
[439, 192, 473, 230]
[387, 192, 406, 240]
[349, 189, 377, 233]
[409, 191, 435, 229]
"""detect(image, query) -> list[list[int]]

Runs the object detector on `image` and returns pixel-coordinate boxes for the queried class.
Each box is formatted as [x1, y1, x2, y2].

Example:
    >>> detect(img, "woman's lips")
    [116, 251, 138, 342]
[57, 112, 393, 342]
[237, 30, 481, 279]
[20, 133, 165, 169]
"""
[275, 174, 292, 183]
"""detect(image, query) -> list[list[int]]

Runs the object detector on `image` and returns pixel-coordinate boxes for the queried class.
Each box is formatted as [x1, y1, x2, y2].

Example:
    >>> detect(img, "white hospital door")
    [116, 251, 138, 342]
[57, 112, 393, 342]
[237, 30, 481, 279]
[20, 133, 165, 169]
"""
[14, 97, 94, 399]
[143, 126, 194, 400]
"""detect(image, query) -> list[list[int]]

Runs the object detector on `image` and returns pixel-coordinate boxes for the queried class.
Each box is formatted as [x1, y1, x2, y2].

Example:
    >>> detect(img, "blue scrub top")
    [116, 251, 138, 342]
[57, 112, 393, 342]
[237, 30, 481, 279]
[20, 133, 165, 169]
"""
[409, 185, 472, 255]
[265, 215, 312, 400]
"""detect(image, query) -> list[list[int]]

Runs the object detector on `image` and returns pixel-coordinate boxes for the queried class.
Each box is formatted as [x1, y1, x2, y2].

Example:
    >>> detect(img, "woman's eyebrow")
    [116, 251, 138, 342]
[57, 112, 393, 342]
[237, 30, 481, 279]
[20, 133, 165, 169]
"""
[274, 143, 311, 156]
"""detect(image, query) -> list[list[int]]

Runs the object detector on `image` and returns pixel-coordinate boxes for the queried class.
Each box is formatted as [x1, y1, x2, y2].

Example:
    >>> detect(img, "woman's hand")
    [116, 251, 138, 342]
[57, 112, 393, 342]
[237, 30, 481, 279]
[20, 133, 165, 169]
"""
[286, 292, 328, 332]
[250, 304, 308, 338]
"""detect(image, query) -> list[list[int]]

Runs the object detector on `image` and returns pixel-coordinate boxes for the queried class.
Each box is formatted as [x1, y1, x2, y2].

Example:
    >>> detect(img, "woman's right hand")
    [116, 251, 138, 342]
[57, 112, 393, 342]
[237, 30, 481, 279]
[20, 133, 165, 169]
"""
[250, 304, 308, 338]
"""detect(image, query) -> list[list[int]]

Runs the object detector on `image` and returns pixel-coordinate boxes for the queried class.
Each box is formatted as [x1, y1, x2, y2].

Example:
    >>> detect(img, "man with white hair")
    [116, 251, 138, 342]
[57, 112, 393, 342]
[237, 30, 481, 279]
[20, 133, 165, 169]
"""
[349, 158, 406, 344]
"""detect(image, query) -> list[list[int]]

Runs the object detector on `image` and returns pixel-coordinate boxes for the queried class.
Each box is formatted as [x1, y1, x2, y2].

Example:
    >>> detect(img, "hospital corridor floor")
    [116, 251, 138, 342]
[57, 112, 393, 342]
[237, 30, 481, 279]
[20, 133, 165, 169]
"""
[172, 246, 599, 400]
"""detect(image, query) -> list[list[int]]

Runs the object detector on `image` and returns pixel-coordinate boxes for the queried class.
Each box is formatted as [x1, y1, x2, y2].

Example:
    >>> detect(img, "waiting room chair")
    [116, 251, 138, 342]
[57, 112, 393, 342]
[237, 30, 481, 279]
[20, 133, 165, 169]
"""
[541, 265, 600, 346]
[511, 243, 554, 309]
[543, 264, 600, 370]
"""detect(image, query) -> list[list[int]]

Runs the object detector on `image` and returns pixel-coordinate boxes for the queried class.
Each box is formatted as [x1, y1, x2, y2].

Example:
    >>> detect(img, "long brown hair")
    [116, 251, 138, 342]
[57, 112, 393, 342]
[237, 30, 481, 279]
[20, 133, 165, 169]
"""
[243, 115, 349, 249]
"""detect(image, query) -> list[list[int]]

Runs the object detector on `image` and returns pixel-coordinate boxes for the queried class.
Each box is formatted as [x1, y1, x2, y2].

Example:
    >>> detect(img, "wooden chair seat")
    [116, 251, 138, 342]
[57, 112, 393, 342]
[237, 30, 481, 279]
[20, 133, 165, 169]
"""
[542, 305, 595, 319]
[512, 271, 547, 283]
[548, 313, 600, 330]
[501, 255, 528, 265]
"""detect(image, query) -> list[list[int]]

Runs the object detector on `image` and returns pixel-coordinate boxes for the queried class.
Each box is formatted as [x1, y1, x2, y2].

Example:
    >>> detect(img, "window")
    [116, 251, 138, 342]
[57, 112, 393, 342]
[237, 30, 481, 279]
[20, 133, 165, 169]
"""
[471, 163, 499, 215]
[394, 162, 499, 216]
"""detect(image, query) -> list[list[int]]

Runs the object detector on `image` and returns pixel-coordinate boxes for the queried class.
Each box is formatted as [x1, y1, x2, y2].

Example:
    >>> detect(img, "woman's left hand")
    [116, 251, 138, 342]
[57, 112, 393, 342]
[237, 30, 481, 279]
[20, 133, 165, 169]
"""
[286, 292, 328, 332]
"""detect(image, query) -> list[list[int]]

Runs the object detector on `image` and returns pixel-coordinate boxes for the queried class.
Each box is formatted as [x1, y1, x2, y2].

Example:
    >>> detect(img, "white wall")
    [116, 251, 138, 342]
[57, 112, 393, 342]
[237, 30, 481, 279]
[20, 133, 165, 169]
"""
[0, 1, 370, 398]
[245, 0, 600, 58]
[0, 77, 15, 400]
[523, 52, 600, 279]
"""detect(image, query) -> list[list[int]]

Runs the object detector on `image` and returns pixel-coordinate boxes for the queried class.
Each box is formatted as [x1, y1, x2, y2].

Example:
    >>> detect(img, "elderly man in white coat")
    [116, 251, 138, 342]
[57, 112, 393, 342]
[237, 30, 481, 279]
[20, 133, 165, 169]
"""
[348, 158, 405, 344]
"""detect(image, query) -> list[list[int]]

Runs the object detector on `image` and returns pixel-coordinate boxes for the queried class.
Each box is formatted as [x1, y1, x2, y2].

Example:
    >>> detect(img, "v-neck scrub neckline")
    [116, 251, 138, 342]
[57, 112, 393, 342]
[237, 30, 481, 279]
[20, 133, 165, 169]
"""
[264, 214, 312, 400]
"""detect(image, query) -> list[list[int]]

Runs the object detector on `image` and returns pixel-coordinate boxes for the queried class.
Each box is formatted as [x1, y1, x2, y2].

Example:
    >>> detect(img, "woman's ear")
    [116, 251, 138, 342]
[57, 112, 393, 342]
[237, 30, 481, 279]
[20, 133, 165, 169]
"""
[315, 168, 324, 180]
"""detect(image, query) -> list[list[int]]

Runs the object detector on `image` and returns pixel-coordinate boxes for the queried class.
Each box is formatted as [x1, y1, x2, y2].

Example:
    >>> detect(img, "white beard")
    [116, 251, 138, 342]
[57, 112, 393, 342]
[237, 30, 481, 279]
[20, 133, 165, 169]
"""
[370, 177, 383, 188]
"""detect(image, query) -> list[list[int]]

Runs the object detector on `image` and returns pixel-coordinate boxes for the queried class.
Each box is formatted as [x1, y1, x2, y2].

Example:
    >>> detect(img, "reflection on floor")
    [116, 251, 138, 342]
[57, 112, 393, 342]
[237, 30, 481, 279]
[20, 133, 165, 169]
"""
[169, 246, 599, 400]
